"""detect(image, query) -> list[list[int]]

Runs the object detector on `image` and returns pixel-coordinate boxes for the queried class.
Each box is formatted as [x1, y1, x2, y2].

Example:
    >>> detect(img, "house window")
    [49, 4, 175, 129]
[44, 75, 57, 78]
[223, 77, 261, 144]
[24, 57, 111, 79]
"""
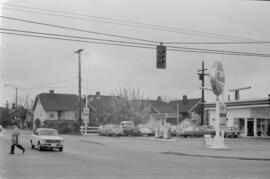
[49, 113, 54, 118]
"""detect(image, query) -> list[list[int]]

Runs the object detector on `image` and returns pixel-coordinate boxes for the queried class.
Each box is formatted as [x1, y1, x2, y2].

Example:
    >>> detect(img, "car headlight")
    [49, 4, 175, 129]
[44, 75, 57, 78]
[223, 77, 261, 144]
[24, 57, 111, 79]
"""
[60, 140, 64, 144]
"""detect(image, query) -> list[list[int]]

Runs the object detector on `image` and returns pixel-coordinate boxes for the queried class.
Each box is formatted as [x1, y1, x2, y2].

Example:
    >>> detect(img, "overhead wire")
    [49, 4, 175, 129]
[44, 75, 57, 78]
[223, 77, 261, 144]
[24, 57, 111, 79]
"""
[0, 31, 156, 50]
[0, 28, 156, 47]
[0, 16, 159, 44]
[1, 29, 270, 57]
[2, 3, 268, 44]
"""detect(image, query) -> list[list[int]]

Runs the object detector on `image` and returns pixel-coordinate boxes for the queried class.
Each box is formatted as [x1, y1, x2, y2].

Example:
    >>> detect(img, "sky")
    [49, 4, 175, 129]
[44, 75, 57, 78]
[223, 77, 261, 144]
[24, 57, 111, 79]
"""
[1, 0, 270, 107]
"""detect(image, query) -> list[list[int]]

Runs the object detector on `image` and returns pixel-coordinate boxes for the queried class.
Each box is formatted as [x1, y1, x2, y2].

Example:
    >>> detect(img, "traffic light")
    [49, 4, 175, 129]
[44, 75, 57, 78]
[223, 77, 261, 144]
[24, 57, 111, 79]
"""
[268, 94, 270, 105]
[156, 44, 166, 69]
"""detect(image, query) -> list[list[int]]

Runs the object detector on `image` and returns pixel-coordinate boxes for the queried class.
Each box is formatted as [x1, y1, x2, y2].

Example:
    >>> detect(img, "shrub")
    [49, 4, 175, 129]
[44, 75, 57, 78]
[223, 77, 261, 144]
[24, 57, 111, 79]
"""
[43, 120, 79, 134]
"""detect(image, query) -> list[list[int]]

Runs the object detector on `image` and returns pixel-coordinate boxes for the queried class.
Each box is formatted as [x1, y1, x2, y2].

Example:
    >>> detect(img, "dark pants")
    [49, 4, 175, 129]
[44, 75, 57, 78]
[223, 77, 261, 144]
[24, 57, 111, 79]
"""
[10, 144, 25, 154]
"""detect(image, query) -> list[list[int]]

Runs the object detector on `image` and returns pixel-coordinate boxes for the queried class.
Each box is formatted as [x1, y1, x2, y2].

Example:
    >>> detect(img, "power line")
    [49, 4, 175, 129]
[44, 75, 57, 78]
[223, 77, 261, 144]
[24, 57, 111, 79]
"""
[0, 16, 158, 44]
[2, 4, 268, 44]
[167, 45, 270, 57]
[2, 28, 270, 47]
[0, 31, 156, 50]
[1, 30, 270, 57]
[165, 41, 270, 45]
[0, 28, 156, 47]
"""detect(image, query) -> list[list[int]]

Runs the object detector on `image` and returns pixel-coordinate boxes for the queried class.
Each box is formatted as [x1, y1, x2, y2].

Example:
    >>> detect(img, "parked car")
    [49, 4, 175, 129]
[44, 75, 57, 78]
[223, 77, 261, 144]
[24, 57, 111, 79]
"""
[171, 125, 178, 136]
[30, 128, 64, 152]
[200, 125, 216, 136]
[120, 121, 140, 136]
[224, 127, 240, 138]
[104, 124, 124, 136]
[137, 125, 154, 136]
[98, 125, 107, 136]
[176, 125, 215, 137]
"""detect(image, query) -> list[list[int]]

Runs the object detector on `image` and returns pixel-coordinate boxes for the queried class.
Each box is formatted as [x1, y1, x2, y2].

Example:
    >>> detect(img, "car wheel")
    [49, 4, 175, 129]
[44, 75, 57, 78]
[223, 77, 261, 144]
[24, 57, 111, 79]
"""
[59, 147, 63, 152]
[38, 142, 42, 151]
[30, 140, 35, 149]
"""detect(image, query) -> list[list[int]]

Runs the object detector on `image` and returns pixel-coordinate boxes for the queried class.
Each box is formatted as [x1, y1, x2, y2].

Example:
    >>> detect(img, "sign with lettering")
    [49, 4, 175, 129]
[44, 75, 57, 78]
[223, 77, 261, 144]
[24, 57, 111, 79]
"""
[204, 134, 213, 146]
[210, 61, 225, 96]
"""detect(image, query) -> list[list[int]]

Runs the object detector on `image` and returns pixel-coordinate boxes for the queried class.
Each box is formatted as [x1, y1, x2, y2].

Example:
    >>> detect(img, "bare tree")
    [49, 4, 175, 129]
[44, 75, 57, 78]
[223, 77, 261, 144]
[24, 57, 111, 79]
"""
[111, 87, 152, 125]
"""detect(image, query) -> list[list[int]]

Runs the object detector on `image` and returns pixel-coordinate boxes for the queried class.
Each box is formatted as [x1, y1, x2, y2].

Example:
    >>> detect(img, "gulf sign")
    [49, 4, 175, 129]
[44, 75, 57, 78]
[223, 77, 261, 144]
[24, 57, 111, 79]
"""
[210, 61, 225, 96]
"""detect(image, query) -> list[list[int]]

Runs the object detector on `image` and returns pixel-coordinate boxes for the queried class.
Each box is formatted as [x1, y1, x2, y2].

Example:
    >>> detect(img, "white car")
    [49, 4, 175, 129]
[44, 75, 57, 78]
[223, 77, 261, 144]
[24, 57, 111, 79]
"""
[30, 128, 64, 152]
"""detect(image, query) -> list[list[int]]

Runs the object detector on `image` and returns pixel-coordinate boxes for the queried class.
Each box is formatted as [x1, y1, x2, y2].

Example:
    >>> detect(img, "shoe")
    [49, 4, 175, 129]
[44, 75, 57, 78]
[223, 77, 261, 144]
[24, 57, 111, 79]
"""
[22, 149, 25, 154]
[9, 152, 15, 154]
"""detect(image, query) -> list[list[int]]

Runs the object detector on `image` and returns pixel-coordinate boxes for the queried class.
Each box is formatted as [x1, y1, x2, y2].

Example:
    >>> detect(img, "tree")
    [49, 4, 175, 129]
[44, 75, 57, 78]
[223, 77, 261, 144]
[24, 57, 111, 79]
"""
[111, 87, 152, 125]
[0, 108, 11, 127]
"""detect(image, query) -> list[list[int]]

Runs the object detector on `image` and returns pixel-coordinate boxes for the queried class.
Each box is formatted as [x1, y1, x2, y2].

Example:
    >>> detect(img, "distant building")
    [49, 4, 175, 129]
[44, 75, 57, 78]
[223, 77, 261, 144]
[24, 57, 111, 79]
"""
[32, 90, 83, 128]
[169, 95, 202, 125]
[205, 98, 270, 137]
[147, 96, 177, 126]
[87, 91, 116, 125]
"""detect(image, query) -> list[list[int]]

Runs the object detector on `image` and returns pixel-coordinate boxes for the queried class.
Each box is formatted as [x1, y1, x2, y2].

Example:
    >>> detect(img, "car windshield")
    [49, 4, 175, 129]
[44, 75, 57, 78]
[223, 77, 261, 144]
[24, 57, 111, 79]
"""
[39, 129, 58, 136]
[123, 122, 134, 127]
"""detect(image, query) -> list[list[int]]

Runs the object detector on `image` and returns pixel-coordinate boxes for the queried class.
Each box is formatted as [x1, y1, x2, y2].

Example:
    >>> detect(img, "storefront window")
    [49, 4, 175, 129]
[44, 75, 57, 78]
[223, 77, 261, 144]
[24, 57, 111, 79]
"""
[238, 118, 245, 134]
[257, 119, 270, 136]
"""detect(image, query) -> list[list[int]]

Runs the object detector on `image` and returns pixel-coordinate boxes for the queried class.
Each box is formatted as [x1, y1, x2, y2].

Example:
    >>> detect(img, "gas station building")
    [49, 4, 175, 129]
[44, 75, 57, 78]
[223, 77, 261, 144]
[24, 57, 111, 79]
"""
[205, 98, 270, 137]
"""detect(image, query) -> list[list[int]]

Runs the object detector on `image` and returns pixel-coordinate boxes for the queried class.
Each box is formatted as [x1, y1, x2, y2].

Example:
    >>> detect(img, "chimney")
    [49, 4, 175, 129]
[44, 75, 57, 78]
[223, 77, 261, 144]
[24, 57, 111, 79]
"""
[183, 95, 188, 104]
[157, 96, 162, 101]
[49, 90, 54, 96]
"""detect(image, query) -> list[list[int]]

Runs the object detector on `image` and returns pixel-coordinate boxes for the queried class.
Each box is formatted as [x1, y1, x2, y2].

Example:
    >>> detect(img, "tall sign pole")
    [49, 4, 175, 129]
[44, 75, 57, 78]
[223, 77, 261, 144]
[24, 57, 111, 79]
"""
[209, 61, 228, 149]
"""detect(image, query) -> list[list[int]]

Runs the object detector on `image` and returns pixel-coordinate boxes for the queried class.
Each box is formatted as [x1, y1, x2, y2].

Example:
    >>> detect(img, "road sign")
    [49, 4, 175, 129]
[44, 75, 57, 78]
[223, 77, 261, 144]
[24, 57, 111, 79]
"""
[204, 135, 213, 146]
[83, 108, 89, 115]
[210, 61, 225, 96]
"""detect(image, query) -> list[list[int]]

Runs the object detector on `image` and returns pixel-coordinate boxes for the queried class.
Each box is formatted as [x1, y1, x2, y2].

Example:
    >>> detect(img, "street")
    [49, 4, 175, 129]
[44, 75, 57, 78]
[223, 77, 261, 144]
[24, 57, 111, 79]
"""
[1, 130, 270, 179]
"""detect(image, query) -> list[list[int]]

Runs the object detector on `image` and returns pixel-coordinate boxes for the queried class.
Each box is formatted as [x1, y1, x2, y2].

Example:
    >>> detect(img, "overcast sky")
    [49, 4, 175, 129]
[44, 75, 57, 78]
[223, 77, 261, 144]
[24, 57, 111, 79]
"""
[1, 0, 270, 107]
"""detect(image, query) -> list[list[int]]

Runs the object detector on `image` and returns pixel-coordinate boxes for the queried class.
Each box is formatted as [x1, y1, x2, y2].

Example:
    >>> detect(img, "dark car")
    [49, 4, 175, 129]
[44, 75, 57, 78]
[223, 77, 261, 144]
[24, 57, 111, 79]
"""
[224, 127, 240, 138]
[176, 125, 215, 138]
[98, 124, 124, 136]
[120, 121, 141, 136]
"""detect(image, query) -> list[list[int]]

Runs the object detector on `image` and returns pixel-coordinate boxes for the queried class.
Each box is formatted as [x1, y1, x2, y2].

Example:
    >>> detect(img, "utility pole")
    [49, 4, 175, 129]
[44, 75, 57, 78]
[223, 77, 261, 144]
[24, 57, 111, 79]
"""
[197, 61, 208, 125]
[75, 49, 84, 126]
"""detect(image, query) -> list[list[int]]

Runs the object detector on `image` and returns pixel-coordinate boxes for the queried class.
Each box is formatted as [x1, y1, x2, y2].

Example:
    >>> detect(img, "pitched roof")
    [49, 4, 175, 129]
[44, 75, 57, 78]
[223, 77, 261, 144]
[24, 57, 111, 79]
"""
[33, 93, 82, 111]
[148, 100, 176, 113]
[169, 98, 201, 113]
[87, 95, 116, 110]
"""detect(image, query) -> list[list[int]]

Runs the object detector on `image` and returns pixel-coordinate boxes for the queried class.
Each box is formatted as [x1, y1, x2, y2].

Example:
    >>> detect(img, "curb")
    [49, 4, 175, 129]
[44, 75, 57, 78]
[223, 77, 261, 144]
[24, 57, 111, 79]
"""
[162, 151, 270, 161]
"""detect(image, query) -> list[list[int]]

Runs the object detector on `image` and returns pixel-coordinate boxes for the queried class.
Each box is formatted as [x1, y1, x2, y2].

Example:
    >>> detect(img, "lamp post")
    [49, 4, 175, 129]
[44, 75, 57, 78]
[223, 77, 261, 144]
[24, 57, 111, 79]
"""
[4, 84, 18, 109]
[75, 49, 83, 126]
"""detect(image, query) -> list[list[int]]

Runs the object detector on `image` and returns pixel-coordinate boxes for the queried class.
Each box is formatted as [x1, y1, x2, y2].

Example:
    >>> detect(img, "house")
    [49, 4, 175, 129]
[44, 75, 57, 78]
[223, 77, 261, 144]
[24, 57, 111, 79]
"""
[205, 98, 270, 137]
[32, 90, 83, 128]
[87, 91, 117, 125]
[147, 96, 177, 127]
[169, 95, 202, 125]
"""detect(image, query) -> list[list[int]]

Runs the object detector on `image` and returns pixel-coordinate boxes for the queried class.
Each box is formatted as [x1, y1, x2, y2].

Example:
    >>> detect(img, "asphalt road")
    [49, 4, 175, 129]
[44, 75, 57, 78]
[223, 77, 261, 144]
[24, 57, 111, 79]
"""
[1, 131, 270, 179]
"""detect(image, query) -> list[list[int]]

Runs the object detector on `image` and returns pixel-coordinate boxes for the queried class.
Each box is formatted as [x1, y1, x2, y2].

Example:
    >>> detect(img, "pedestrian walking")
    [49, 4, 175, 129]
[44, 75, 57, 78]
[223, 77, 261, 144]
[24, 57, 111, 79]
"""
[9, 124, 25, 154]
